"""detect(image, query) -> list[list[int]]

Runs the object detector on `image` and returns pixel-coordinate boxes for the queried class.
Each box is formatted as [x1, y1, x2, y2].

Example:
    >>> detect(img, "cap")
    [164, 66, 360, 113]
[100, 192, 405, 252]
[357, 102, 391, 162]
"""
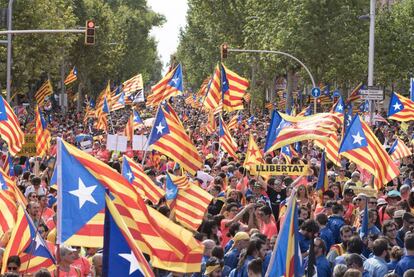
[357, 193, 368, 199]
[387, 190, 401, 199]
[377, 198, 387, 206]
[394, 210, 405, 219]
[400, 184, 411, 192]
[160, 155, 167, 161]
[233, 232, 250, 242]
[205, 264, 221, 275]
[206, 154, 214, 160]
[344, 188, 355, 196]
[310, 158, 318, 165]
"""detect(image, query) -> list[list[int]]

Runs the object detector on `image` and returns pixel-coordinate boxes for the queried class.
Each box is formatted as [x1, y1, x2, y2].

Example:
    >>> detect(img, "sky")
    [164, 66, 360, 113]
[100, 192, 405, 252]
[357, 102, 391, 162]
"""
[148, 0, 188, 72]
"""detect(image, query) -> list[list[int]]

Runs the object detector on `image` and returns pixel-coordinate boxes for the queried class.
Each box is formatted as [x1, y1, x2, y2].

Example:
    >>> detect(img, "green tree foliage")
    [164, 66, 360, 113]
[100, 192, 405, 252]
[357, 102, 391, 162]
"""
[0, 0, 164, 99]
[178, 0, 381, 107]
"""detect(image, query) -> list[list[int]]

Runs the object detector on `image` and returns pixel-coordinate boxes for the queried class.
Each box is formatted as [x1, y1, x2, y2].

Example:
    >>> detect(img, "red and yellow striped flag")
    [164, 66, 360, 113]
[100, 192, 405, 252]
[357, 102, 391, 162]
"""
[35, 106, 50, 157]
[315, 132, 341, 167]
[0, 96, 24, 156]
[122, 156, 165, 204]
[2, 205, 55, 274]
[60, 140, 204, 272]
[219, 116, 238, 159]
[64, 66, 78, 86]
[203, 65, 221, 112]
[166, 174, 213, 231]
[35, 79, 53, 106]
[389, 138, 412, 161]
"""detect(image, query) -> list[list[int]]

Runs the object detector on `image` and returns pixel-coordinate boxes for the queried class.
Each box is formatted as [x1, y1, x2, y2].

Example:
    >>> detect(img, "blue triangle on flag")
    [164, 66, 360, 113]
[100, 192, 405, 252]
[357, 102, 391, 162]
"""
[103, 202, 145, 277]
[58, 141, 106, 243]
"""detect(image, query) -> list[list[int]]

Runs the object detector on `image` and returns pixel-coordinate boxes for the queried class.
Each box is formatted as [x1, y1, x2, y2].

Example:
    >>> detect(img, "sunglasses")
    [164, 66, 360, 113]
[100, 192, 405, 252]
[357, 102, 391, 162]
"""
[7, 266, 18, 270]
[369, 202, 377, 205]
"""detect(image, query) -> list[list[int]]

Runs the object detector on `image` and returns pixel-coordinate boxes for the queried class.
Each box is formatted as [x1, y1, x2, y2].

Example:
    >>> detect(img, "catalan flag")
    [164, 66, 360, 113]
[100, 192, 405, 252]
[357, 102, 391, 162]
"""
[203, 66, 221, 112]
[205, 111, 216, 134]
[347, 83, 364, 104]
[2, 204, 55, 274]
[197, 77, 210, 97]
[314, 132, 341, 167]
[316, 151, 329, 192]
[34, 79, 53, 106]
[147, 104, 202, 175]
[388, 92, 414, 122]
[3, 152, 14, 177]
[95, 97, 109, 131]
[64, 66, 78, 86]
[56, 139, 204, 272]
[0, 96, 24, 156]
[332, 96, 346, 116]
[244, 134, 264, 170]
[166, 174, 212, 231]
[388, 138, 412, 161]
[35, 106, 51, 157]
[227, 113, 239, 131]
[219, 115, 238, 160]
[124, 110, 143, 142]
[266, 112, 341, 153]
[266, 192, 303, 277]
[280, 145, 293, 163]
[297, 105, 312, 117]
[122, 74, 143, 95]
[122, 156, 164, 204]
[0, 171, 17, 235]
[103, 195, 154, 277]
[147, 64, 183, 107]
[264, 110, 283, 152]
[339, 115, 399, 189]
[221, 64, 249, 112]
[110, 91, 127, 112]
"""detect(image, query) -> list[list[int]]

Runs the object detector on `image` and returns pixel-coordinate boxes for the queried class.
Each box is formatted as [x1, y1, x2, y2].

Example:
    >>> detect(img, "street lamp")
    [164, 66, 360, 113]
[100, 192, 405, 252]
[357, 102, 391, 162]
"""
[6, 0, 14, 103]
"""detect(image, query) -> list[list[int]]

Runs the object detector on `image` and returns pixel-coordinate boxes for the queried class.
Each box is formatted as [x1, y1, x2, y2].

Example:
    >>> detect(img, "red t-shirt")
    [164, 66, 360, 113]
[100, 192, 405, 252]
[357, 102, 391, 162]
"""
[260, 217, 278, 239]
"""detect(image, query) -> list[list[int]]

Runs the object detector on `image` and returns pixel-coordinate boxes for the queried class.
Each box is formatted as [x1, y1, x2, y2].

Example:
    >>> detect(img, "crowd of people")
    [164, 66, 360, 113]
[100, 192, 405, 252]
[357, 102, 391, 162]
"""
[0, 94, 413, 277]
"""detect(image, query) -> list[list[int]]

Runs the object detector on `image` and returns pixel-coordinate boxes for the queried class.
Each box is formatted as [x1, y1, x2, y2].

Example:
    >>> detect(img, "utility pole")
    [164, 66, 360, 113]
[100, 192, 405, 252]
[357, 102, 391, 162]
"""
[368, 0, 376, 123]
[6, 0, 14, 102]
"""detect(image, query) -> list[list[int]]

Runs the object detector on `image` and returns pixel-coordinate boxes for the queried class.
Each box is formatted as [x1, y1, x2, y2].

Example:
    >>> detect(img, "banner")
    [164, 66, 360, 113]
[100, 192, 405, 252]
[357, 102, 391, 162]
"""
[250, 164, 309, 176]
[18, 134, 36, 157]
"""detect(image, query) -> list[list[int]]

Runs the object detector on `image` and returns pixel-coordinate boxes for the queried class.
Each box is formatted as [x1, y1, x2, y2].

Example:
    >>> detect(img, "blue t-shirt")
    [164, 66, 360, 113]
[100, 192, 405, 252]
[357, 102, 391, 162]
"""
[316, 256, 332, 277]
[395, 255, 414, 277]
[224, 248, 240, 271]
[319, 226, 334, 250]
[298, 232, 311, 253]
[327, 215, 345, 244]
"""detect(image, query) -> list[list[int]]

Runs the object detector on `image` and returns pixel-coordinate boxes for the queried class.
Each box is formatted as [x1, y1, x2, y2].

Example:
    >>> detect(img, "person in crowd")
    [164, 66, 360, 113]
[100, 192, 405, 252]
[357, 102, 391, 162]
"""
[363, 238, 390, 277]
[395, 233, 414, 277]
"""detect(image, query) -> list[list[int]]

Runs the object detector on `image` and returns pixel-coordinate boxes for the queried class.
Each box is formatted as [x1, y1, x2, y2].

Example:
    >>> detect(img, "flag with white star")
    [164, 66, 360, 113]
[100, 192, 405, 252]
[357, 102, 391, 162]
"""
[388, 138, 412, 161]
[388, 92, 414, 122]
[165, 174, 213, 231]
[57, 139, 106, 247]
[1, 204, 55, 274]
[332, 96, 345, 115]
[122, 156, 164, 204]
[103, 196, 154, 277]
[266, 112, 341, 154]
[339, 115, 399, 189]
[264, 110, 283, 152]
[147, 63, 183, 107]
[147, 104, 202, 175]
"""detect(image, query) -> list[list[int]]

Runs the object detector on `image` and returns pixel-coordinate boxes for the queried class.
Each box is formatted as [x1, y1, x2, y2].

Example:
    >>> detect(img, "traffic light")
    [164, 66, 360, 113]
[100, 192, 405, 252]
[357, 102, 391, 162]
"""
[85, 20, 95, 45]
[220, 43, 228, 60]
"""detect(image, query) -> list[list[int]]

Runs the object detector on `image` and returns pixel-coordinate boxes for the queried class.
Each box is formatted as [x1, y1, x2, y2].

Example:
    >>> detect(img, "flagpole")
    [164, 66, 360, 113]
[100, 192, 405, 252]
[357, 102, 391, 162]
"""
[141, 104, 162, 166]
